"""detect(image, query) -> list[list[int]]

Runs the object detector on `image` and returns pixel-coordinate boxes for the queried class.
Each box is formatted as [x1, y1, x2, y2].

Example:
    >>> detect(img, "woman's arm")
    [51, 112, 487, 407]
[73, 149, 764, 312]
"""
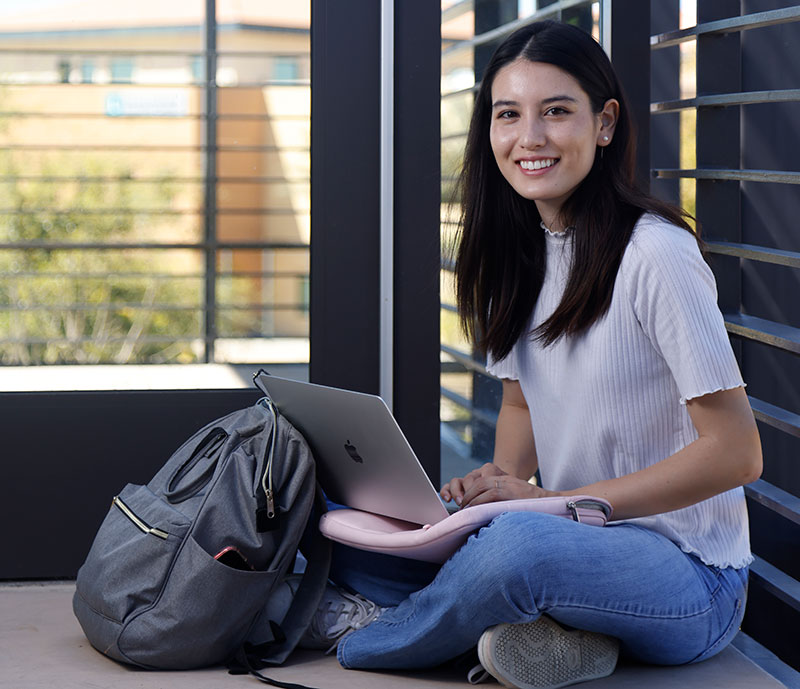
[441, 379, 537, 505]
[455, 385, 762, 518]
[554, 385, 762, 520]
[492, 379, 538, 479]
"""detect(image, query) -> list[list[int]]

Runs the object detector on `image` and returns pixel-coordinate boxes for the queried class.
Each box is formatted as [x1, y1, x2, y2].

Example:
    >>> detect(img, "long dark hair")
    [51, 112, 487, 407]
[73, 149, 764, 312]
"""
[455, 20, 694, 361]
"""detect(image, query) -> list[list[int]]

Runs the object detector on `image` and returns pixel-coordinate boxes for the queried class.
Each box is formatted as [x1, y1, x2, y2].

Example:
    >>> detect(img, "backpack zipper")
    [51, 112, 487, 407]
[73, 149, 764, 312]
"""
[201, 430, 227, 458]
[112, 496, 169, 540]
[259, 397, 278, 519]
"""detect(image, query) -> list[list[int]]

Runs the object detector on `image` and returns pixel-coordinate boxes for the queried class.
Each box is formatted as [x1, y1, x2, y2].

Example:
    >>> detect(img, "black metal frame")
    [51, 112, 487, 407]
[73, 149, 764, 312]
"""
[310, 0, 441, 483]
[203, 0, 219, 362]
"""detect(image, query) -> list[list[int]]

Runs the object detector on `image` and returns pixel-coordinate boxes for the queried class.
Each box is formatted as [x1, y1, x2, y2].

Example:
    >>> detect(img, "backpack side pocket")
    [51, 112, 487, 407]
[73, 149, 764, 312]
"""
[119, 535, 283, 669]
[74, 483, 190, 627]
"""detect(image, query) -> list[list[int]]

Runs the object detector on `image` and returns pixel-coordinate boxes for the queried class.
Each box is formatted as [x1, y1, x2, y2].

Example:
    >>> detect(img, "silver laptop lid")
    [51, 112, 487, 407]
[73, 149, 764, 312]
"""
[254, 371, 449, 526]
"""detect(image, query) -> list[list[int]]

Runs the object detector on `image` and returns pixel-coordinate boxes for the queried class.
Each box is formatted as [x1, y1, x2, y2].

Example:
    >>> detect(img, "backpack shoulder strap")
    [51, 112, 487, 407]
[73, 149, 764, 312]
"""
[236, 483, 332, 672]
[264, 485, 332, 664]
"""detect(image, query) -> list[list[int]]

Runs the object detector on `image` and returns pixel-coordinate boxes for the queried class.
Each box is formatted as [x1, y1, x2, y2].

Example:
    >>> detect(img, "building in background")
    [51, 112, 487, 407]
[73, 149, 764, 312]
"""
[0, 0, 310, 365]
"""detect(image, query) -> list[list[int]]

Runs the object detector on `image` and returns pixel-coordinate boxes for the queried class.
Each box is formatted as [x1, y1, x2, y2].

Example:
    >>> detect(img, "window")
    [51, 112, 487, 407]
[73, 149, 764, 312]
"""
[272, 56, 300, 82]
[110, 58, 133, 84]
[81, 60, 94, 83]
[0, 2, 310, 372]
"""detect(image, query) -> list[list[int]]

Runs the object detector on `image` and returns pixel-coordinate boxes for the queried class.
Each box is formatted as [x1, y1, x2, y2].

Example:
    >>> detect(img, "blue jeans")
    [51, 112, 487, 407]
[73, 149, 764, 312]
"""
[332, 511, 748, 670]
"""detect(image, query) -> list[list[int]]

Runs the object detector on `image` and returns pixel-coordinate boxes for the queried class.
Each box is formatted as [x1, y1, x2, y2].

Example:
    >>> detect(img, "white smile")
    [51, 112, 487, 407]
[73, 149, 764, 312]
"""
[518, 158, 557, 171]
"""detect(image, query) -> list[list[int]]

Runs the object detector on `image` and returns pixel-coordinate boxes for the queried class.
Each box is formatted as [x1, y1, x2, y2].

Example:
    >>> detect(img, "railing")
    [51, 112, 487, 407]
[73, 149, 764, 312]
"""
[0, 4, 310, 365]
[650, 3, 800, 680]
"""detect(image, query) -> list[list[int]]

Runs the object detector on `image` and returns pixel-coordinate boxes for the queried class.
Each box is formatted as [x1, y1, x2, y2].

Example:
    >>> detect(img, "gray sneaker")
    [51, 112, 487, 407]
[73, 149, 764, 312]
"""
[300, 582, 383, 653]
[477, 616, 619, 689]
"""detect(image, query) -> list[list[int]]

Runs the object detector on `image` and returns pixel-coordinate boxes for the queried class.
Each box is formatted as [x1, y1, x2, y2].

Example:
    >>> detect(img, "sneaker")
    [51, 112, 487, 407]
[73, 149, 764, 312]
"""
[300, 582, 383, 653]
[477, 616, 619, 689]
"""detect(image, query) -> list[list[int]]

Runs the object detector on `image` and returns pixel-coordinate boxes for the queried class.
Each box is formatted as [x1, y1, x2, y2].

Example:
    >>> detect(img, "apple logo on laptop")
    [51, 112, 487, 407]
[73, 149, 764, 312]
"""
[344, 440, 364, 463]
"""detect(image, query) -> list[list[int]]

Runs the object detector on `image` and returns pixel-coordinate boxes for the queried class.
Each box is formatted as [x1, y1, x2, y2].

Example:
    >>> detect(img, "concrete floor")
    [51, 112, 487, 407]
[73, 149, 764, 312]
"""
[0, 582, 788, 689]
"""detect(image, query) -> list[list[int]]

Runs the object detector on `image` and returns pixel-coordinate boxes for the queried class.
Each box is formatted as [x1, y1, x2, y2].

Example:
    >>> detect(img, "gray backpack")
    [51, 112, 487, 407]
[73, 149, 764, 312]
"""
[73, 376, 331, 675]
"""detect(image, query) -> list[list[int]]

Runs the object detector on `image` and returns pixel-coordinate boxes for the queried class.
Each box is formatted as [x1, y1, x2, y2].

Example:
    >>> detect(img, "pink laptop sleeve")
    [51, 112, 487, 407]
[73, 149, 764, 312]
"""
[318, 496, 612, 563]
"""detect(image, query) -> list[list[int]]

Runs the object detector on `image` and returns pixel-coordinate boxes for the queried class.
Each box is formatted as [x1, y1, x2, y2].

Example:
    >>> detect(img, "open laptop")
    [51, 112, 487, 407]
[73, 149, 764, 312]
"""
[254, 370, 450, 527]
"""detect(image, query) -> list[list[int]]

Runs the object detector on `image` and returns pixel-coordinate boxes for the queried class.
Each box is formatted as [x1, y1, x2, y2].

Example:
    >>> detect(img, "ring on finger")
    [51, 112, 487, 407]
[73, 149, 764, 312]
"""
[495, 479, 499, 489]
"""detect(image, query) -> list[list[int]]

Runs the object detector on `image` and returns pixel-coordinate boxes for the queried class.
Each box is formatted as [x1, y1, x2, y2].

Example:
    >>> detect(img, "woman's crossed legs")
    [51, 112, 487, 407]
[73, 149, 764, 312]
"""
[335, 511, 747, 670]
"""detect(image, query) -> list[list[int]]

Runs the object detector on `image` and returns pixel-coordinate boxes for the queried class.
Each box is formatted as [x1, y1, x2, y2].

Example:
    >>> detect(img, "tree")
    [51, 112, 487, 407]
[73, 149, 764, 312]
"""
[0, 151, 204, 365]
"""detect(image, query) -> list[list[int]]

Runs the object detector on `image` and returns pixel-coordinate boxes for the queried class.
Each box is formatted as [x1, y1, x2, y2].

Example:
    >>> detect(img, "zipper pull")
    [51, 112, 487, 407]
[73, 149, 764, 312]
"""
[567, 500, 581, 523]
[265, 488, 275, 519]
[256, 486, 279, 532]
[256, 495, 280, 532]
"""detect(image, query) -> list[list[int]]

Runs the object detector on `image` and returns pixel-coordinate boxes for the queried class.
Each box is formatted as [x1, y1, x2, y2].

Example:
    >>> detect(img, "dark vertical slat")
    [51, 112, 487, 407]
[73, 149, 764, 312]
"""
[695, 0, 742, 333]
[650, 0, 681, 206]
[474, 0, 518, 82]
[310, 1, 441, 482]
[561, 3, 595, 34]
[203, 0, 218, 363]
[737, 0, 800, 501]
[393, 0, 442, 485]
[610, 0, 651, 191]
[309, 0, 380, 394]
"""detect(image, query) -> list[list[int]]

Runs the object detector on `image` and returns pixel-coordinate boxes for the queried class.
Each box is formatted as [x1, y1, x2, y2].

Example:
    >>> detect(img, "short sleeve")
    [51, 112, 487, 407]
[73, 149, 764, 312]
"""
[622, 218, 745, 404]
[486, 348, 519, 380]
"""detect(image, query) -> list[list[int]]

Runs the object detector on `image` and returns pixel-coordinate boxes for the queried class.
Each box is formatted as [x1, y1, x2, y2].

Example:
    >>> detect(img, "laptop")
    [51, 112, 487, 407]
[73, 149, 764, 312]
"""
[254, 370, 450, 527]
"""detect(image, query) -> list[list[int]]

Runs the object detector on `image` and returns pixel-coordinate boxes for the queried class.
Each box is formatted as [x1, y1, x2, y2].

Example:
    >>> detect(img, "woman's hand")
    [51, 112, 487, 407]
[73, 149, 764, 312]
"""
[440, 462, 555, 508]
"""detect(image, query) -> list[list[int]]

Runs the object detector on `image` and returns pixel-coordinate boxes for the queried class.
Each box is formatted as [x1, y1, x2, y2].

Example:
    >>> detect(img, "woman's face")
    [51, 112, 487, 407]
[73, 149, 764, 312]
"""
[489, 59, 617, 230]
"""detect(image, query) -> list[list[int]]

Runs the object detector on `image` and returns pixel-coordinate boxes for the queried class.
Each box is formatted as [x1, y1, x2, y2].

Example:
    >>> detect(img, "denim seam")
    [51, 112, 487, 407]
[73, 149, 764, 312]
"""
[685, 558, 723, 652]
[541, 601, 713, 622]
[371, 591, 420, 628]
[687, 595, 744, 664]
[338, 592, 422, 667]
[686, 569, 748, 664]
[337, 635, 351, 668]
[338, 612, 421, 668]
[687, 554, 722, 597]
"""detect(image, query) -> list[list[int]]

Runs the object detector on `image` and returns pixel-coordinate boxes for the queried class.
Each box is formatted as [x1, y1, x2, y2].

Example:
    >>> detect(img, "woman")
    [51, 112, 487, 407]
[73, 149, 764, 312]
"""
[307, 20, 762, 689]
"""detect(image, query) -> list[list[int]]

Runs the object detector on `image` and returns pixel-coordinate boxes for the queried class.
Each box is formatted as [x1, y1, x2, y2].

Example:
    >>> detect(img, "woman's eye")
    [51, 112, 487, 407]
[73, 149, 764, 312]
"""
[545, 106, 568, 116]
[497, 110, 518, 120]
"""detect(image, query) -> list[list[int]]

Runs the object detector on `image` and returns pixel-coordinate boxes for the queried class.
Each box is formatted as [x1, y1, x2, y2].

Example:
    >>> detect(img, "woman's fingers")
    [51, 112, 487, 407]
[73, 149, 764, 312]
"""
[442, 463, 491, 503]
[461, 475, 549, 508]
[441, 476, 469, 503]
[441, 463, 511, 505]
[460, 474, 504, 507]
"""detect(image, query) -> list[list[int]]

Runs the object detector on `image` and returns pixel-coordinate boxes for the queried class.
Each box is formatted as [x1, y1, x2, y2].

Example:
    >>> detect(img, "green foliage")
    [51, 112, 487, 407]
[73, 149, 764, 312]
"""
[0, 152, 203, 365]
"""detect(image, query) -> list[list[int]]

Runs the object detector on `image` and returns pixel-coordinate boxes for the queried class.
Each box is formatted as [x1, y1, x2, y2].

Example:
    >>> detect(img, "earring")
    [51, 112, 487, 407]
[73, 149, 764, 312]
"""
[602, 135, 609, 143]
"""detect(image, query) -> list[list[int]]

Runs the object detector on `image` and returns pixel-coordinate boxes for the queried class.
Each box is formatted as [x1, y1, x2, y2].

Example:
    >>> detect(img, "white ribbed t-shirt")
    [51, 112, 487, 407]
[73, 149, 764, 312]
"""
[487, 213, 751, 568]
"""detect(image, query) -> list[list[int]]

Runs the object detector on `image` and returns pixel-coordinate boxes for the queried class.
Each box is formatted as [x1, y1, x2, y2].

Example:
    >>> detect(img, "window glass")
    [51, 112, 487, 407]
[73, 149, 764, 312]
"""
[110, 58, 133, 84]
[0, 1, 310, 380]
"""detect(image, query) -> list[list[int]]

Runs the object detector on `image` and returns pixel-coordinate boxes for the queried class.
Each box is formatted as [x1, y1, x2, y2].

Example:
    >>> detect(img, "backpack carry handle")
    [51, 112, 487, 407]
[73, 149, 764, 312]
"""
[165, 428, 228, 503]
